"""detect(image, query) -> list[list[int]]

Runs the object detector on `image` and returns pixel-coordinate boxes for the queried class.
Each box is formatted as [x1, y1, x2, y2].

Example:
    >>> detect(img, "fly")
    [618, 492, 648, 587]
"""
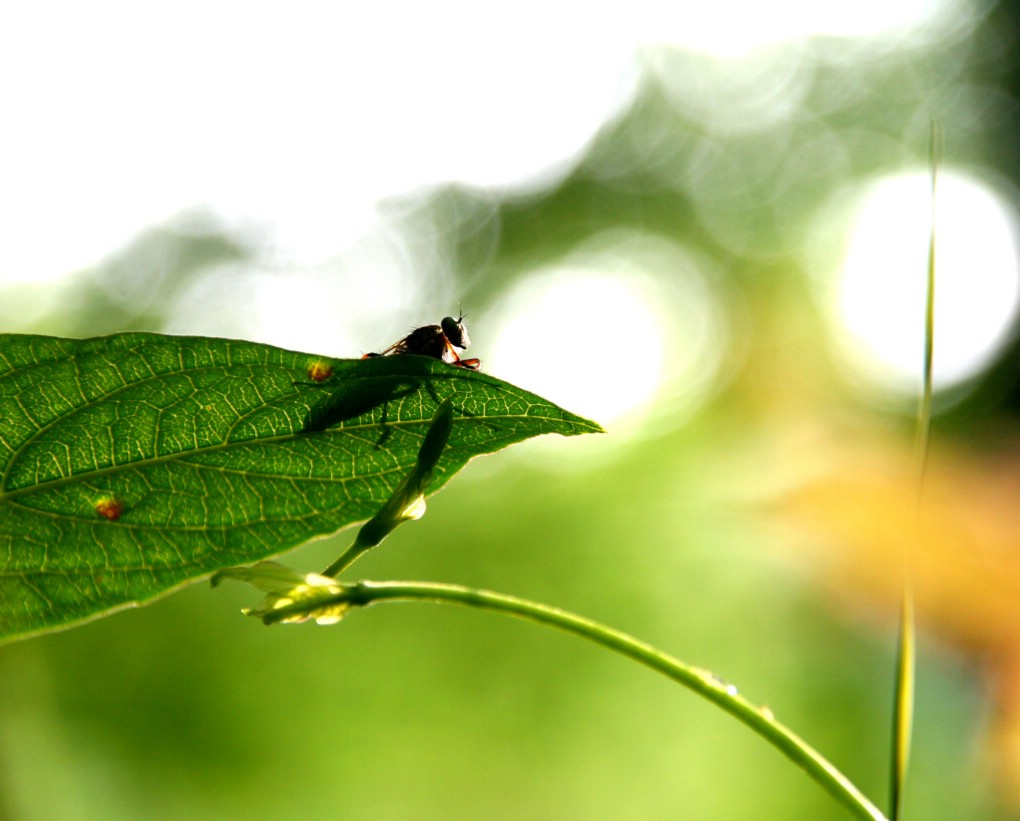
[363, 314, 480, 371]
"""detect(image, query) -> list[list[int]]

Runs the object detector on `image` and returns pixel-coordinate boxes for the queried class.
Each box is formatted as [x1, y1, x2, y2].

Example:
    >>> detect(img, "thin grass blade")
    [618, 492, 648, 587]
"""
[890, 118, 941, 820]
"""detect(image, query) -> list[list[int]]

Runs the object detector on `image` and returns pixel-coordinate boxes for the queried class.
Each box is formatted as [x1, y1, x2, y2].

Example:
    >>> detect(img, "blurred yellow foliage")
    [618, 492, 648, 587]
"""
[779, 427, 1020, 804]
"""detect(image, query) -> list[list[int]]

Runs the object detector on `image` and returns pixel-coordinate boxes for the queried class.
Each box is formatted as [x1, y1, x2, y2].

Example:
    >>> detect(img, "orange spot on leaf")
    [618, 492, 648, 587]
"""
[308, 361, 333, 383]
[95, 497, 125, 521]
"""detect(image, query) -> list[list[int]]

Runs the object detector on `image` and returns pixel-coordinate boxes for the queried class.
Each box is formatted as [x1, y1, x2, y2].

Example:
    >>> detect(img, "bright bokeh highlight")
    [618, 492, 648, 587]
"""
[824, 171, 1020, 393]
[487, 233, 726, 437]
[490, 273, 663, 428]
[0, 0, 970, 293]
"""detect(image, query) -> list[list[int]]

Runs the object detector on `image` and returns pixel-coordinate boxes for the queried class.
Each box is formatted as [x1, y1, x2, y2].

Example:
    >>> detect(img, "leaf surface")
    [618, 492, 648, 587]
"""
[0, 332, 600, 641]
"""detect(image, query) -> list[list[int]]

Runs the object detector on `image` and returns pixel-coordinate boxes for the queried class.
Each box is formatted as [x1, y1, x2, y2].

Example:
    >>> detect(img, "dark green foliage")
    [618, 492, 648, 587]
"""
[0, 333, 600, 641]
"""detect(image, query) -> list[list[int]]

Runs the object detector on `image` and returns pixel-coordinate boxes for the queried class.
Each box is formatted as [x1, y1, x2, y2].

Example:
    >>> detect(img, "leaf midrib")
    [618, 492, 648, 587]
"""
[0, 417, 420, 501]
[1, 358, 293, 491]
[0, 405, 584, 503]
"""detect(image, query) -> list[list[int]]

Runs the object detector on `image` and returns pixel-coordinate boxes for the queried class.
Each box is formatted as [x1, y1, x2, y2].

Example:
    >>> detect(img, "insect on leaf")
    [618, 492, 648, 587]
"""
[0, 332, 602, 642]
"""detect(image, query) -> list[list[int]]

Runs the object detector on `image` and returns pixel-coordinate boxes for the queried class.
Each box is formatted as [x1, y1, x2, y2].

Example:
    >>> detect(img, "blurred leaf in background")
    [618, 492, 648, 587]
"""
[2, 0, 1019, 819]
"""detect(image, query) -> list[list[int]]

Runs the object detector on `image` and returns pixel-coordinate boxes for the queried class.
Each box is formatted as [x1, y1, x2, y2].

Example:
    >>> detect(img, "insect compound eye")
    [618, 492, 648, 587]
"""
[441, 315, 470, 349]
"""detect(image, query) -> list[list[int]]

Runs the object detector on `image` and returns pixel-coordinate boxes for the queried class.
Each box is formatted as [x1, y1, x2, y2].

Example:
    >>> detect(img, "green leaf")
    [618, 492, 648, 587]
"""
[212, 561, 352, 625]
[0, 332, 601, 642]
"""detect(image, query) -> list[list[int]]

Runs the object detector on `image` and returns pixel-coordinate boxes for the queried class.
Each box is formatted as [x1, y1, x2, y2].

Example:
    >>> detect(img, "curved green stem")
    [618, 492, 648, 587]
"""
[266, 579, 887, 821]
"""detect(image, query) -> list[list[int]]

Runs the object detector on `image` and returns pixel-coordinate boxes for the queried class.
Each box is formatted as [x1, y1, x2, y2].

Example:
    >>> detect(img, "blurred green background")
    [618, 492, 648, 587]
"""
[3, 1, 1020, 819]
